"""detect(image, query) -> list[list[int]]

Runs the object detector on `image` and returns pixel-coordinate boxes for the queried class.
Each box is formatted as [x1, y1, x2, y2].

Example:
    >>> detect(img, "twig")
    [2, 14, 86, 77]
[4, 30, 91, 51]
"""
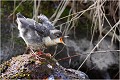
[50, 1, 63, 20]
[8, 0, 25, 18]
[33, 0, 41, 21]
[101, 8, 120, 42]
[53, 45, 66, 57]
[51, 1, 97, 24]
[53, 1, 69, 25]
[57, 50, 120, 61]
[54, 1, 97, 28]
[52, 45, 58, 57]
[113, 71, 119, 79]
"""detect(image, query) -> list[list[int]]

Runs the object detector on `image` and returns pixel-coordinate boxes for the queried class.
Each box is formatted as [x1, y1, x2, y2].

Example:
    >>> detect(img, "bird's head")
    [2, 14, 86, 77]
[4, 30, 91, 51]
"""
[53, 37, 67, 45]
[56, 37, 66, 45]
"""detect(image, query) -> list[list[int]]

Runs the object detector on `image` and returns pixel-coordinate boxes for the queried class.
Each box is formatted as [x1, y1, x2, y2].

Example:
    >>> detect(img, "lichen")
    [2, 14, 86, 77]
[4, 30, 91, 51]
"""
[0, 61, 10, 74]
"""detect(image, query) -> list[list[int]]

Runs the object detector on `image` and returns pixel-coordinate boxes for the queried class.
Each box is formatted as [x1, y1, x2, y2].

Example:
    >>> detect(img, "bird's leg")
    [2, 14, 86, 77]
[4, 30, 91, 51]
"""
[45, 53, 52, 57]
[29, 47, 37, 57]
[36, 49, 51, 57]
[29, 48, 46, 60]
[42, 49, 52, 57]
[36, 49, 43, 56]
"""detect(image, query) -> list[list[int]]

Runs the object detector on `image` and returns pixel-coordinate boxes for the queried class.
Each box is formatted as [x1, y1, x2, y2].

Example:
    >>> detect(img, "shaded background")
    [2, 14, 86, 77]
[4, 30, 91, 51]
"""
[1, 0, 119, 79]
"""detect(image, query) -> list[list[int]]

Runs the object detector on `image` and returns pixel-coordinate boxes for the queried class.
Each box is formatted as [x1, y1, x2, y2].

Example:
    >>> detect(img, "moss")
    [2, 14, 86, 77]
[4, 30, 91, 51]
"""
[10, 67, 31, 79]
[11, 72, 31, 79]
[0, 53, 66, 79]
[13, 37, 25, 45]
[61, 8, 70, 17]
[29, 58, 35, 64]
[0, 61, 10, 74]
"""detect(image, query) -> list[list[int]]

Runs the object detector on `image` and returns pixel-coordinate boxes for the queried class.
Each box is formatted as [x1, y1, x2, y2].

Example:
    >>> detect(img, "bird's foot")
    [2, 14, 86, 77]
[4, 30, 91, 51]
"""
[37, 51, 51, 57]
[36, 51, 43, 56]
[32, 53, 46, 61]
[44, 53, 51, 57]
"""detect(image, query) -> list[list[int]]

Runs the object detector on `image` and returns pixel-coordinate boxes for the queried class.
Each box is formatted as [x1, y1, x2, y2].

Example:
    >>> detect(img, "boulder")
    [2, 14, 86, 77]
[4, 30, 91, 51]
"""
[0, 53, 89, 79]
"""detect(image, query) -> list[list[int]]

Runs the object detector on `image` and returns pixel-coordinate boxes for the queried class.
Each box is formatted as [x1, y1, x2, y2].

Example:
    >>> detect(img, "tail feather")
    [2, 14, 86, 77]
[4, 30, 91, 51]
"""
[16, 12, 26, 18]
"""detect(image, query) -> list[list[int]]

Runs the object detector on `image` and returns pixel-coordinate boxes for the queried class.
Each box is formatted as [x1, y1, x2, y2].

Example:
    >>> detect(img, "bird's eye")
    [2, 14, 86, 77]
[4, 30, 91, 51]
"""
[55, 34, 60, 37]
[60, 38, 63, 42]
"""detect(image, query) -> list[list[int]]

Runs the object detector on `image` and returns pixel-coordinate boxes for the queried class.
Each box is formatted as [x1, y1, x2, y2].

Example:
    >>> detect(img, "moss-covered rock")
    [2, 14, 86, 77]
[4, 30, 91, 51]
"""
[0, 53, 88, 79]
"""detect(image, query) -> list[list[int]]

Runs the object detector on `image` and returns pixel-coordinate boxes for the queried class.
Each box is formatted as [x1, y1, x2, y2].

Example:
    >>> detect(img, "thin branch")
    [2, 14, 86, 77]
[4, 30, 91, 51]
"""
[57, 50, 120, 61]
[53, 45, 66, 57]
[54, 7, 96, 28]
[8, 0, 25, 18]
[53, 1, 69, 25]
[54, 0, 100, 29]
[33, 0, 41, 21]
[113, 71, 119, 79]
[52, 45, 58, 57]
[101, 8, 120, 42]
[50, 1, 63, 20]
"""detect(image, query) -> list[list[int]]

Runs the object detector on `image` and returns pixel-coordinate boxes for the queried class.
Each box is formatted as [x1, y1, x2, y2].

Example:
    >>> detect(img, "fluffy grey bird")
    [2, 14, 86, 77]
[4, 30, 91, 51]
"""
[16, 13, 65, 54]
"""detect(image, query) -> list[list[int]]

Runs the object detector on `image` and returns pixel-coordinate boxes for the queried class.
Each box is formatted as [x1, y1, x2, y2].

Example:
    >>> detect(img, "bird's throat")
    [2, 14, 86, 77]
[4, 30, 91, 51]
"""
[43, 36, 60, 46]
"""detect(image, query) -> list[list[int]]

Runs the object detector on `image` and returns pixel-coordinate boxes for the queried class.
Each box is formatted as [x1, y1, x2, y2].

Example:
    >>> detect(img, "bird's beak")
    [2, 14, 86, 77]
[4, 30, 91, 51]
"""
[60, 37, 66, 45]
[63, 36, 69, 38]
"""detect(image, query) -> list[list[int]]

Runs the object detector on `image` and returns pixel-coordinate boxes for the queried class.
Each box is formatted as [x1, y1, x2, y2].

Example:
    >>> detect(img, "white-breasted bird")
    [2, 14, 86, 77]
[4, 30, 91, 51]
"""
[16, 13, 65, 54]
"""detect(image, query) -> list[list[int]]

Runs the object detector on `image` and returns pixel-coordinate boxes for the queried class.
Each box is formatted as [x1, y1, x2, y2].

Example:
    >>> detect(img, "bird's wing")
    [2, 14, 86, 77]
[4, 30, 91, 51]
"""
[37, 14, 62, 37]
[16, 13, 50, 36]
[27, 18, 50, 36]
[16, 13, 34, 28]
[26, 18, 35, 24]
[17, 13, 62, 39]
[37, 14, 49, 22]
[25, 20, 50, 37]
[34, 22, 50, 36]
[16, 12, 26, 19]
[37, 14, 54, 30]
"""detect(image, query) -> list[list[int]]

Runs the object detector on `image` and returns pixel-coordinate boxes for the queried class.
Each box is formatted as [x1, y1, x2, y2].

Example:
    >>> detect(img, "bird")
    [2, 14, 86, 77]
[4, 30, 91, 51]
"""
[16, 12, 65, 55]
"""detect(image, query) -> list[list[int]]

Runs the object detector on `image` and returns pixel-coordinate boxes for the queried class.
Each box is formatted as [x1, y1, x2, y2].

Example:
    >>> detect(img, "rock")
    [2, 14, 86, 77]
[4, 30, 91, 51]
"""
[64, 38, 119, 79]
[91, 38, 119, 70]
[0, 53, 89, 79]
